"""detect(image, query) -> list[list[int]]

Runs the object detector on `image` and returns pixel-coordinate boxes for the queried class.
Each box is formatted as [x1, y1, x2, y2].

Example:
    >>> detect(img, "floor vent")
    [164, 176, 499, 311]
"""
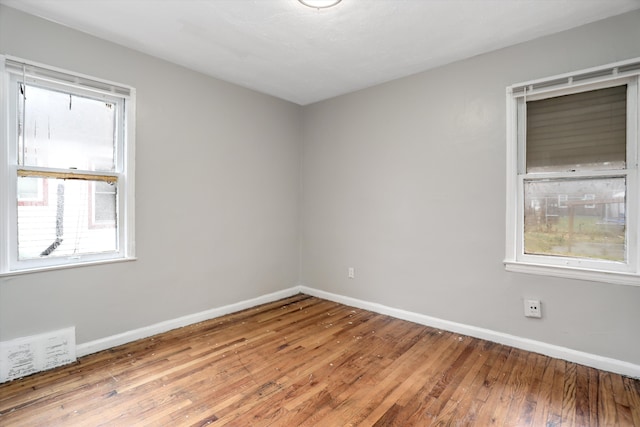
[0, 327, 76, 383]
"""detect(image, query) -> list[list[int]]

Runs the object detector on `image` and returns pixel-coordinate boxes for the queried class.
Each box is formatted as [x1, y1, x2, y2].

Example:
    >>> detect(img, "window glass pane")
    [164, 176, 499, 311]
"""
[524, 178, 625, 262]
[526, 85, 626, 173]
[17, 177, 117, 260]
[93, 181, 117, 223]
[18, 84, 116, 171]
[17, 177, 41, 201]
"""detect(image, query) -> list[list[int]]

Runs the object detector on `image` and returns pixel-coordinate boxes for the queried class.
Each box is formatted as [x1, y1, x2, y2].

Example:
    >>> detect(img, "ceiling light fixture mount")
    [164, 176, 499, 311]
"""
[298, 0, 342, 9]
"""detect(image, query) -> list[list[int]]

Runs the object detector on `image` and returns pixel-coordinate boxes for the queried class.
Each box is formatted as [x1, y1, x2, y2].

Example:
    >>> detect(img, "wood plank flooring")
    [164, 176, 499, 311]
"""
[1, 294, 639, 426]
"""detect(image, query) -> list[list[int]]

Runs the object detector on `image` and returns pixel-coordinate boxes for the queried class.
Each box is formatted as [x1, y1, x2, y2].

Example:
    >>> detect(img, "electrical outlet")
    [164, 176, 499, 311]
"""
[524, 299, 542, 318]
[348, 267, 355, 279]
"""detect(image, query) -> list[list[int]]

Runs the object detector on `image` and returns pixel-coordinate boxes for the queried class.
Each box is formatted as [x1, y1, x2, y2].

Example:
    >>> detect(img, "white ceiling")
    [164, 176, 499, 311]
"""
[2, 0, 640, 105]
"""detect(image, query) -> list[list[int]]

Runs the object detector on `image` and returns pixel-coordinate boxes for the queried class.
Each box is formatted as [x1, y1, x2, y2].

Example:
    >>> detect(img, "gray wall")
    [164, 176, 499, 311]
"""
[0, 6, 301, 344]
[300, 10, 640, 365]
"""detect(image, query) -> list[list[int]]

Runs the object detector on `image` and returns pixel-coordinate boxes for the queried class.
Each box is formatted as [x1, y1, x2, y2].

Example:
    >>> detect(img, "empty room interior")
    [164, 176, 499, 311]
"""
[1, 0, 640, 425]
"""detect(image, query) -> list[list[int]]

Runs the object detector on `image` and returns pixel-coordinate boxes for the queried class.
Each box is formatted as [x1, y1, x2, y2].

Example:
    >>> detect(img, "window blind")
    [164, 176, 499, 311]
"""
[526, 85, 627, 172]
[5, 57, 131, 97]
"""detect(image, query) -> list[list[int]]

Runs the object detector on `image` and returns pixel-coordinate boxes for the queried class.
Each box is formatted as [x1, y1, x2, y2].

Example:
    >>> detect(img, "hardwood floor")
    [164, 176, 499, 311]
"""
[1, 294, 639, 426]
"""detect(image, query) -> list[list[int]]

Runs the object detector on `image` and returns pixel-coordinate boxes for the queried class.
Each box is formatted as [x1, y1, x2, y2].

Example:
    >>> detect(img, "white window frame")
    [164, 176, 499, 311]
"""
[0, 55, 136, 275]
[505, 57, 640, 286]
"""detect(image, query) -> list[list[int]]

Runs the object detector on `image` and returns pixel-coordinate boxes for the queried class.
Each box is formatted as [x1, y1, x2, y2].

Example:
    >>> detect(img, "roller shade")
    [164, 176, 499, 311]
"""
[526, 85, 627, 172]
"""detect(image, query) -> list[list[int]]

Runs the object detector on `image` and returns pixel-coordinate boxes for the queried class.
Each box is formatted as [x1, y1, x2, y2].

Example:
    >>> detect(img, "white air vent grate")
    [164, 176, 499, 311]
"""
[0, 327, 76, 383]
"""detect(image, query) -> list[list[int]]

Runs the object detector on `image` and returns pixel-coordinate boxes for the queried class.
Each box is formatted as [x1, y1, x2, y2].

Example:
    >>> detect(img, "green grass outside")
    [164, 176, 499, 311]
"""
[524, 215, 625, 261]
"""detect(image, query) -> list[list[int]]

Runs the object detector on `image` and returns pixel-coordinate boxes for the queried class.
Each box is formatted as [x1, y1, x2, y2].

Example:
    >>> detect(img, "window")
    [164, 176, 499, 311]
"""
[505, 58, 640, 285]
[0, 56, 135, 274]
[583, 194, 596, 209]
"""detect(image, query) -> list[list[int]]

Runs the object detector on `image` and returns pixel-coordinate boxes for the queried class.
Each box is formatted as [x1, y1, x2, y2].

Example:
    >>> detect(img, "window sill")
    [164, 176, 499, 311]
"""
[0, 257, 137, 277]
[504, 260, 640, 286]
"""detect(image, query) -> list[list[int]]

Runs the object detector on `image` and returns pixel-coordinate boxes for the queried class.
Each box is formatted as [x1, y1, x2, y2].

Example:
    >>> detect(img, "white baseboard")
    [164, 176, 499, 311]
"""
[76, 284, 640, 378]
[76, 287, 301, 357]
[298, 286, 640, 379]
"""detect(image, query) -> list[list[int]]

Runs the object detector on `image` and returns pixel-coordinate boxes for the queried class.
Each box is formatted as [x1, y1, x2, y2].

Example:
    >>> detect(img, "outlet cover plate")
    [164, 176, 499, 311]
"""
[524, 299, 542, 318]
